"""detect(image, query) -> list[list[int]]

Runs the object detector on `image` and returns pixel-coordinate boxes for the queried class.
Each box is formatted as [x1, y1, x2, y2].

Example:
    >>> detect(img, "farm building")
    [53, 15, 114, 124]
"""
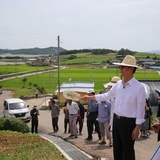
[55, 82, 94, 102]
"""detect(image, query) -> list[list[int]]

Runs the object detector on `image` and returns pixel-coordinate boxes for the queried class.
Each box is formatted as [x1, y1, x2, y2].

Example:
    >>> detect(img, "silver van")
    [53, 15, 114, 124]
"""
[3, 98, 30, 122]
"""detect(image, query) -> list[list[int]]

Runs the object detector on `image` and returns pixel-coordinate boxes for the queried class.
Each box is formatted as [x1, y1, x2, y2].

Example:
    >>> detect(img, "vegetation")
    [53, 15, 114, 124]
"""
[0, 67, 159, 98]
[0, 131, 66, 160]
[0, 117, 29, 133]
[0, 50, 160, 97]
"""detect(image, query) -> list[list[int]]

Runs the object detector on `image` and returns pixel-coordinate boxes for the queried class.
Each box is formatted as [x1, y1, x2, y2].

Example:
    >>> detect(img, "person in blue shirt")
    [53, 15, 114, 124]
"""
[98, 97, 113, 146]
[85, 90, 101, 141]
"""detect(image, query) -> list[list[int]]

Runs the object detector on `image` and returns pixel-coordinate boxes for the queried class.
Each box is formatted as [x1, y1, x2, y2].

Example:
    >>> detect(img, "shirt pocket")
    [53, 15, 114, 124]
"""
[122, 93, 135, 106]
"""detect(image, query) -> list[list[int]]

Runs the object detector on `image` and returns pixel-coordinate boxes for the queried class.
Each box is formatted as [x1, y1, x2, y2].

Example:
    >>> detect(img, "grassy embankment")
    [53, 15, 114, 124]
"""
[0, 131, 66, 160]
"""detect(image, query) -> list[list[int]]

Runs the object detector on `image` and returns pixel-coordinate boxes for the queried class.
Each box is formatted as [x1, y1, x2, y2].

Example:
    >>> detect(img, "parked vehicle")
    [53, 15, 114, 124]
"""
[3, 98, 30, 122]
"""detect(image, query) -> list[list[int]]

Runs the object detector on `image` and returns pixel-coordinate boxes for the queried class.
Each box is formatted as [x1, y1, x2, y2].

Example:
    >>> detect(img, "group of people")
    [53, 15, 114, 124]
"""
[29, 54, 160, 160]
[81, 55, 153, 160]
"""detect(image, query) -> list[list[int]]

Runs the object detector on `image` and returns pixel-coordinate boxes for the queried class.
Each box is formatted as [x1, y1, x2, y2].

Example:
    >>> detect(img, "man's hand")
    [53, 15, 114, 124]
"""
[152, 123, 160, 133]
[132, 125, 140, 140]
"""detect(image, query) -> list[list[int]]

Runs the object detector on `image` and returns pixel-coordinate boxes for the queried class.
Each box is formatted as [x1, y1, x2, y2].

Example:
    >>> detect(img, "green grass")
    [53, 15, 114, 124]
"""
[0, 51, 159, 97]
[0, 131, 66, 160]
[60, 52, 117, 65]
[0, 65, 50, 74]
[1, 67, 159, 98]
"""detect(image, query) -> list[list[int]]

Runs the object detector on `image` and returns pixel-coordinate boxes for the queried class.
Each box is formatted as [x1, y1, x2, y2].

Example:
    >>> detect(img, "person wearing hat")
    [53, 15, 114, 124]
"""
[30, 105, 39, 134]
[50, 99, 60, 133]
[97, 91, 112, 146]
[81, 55, 146, 160]
[63, 90, 80, 138]
[85, 90, 101, 141]
[105, 76, 121, 132]
[66, 99, 80, 138]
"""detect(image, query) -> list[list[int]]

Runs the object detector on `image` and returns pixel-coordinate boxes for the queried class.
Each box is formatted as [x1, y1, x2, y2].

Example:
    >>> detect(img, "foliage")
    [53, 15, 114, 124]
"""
[61, 49, 91, 55]
[68, 55, 77, 59]
[0, 51, 160, 97]
[21, 77, 28, 88]
[0, 117, 29, 133]
[0, 131, 67, 160]
[117, 48, 136, 56]
[92, 49, 117, 55]
[0, 67, 159, 98]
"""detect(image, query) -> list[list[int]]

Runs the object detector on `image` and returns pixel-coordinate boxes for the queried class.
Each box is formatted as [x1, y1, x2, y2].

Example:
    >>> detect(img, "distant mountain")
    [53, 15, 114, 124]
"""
[0, 47, 66, 55]
[148, 50, 160, 54]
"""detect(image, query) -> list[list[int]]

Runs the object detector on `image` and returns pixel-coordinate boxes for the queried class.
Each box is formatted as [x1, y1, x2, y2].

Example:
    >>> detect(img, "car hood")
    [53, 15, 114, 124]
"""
[8, 108, 29, 114]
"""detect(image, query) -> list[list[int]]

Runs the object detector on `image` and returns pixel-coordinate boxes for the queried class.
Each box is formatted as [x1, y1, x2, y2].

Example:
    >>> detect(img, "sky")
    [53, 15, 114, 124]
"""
[0, 0, 160, 52]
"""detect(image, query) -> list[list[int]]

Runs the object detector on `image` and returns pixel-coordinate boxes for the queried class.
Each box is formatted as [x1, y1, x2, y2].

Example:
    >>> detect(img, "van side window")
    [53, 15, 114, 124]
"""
[4, 101, 8, 110]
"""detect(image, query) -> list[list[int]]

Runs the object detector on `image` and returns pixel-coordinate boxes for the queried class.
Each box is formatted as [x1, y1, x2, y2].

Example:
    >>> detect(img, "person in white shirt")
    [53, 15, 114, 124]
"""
[63, 90, 80, 139]
[104, 76, 121, 132]
[81, 55, 146, 160]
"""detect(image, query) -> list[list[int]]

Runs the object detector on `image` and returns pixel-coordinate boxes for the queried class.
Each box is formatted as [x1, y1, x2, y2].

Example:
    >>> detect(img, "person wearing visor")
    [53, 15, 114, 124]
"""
[81, 55, 146, 160]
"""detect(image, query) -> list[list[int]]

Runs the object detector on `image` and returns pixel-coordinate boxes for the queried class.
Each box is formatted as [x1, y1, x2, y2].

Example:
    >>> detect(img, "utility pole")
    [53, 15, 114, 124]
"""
[57, 35, 60, 102]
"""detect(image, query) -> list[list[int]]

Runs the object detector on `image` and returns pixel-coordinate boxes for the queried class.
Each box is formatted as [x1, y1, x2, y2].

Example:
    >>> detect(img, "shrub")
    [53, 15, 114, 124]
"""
[0, 117, 29, 133]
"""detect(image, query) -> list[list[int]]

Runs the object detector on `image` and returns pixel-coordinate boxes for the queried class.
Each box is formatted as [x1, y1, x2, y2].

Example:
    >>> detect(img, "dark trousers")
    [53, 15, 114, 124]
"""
[76, 117, 83, 133]
[64, 118, 70, 132]
[87, 112, 101, 139]
[31, 120, 38, 133]
[113, 114, 136, 160]
[52, 117, 59, 131]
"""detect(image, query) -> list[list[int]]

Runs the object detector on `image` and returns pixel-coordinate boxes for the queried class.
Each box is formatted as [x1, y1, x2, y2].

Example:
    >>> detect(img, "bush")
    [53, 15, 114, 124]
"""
[0, 117, 29, 133]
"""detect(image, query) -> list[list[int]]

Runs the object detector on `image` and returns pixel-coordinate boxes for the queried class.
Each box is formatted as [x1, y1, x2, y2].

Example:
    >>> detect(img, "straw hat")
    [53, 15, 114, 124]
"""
[103, 76, 121, 88]
[113, 55, 139, 68]
[63, 90, 81, 101]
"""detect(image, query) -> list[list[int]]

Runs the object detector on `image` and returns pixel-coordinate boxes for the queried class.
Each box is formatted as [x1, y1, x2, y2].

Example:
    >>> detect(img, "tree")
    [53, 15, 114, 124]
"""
[28, 82, 32, 89]
[21, 77, 28, 88]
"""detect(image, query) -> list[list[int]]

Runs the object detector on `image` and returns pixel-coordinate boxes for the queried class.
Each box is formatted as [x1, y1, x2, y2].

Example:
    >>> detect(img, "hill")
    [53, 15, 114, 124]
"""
[0, 47, 66, 55]
[149, 50, 160, 54]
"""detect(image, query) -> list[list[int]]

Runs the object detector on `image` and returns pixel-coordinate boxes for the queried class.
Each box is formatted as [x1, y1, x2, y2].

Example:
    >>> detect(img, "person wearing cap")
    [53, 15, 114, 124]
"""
[50, 99, 60, 133]
[85, 89, 101, 141]
[97, 91, 112, 146]
[66, 99, 80, 138]
[105, 76, 121, 132]
[30, 105, 39, 134]
[63, 90, 81, 138]
[81, 55, 146, 160]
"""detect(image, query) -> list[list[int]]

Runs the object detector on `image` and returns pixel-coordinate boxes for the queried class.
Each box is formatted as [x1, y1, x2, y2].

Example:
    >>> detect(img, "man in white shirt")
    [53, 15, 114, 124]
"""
[81, 55, 146, 160]
[66, 99, 80, 138]
[63, 90, 80, 138]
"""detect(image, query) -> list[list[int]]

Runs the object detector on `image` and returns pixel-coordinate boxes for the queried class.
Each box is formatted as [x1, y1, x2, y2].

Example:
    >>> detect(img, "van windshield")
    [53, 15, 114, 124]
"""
[9, 102, 26, 110]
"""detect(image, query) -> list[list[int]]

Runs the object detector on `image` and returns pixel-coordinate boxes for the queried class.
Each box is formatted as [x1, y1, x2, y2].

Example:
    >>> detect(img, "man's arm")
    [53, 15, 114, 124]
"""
[81, 95, 96, 101]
